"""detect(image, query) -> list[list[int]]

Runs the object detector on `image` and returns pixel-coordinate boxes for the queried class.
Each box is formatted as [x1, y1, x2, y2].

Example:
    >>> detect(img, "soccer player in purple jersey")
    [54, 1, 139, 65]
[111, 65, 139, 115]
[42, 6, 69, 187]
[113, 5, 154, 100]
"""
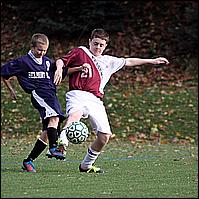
[56, 28, 169, 173]
[1, 33, 67, 172]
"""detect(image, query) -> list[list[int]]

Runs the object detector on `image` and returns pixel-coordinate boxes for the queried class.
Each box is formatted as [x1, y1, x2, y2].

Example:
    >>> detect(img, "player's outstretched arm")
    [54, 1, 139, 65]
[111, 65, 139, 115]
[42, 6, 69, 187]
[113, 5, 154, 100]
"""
[2, 77, 17, 100]
[125, 57, 169, 67]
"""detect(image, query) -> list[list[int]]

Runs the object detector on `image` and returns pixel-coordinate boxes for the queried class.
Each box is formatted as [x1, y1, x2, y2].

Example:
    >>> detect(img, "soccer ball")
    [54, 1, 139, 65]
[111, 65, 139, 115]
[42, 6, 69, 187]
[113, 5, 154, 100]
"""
[65, 121, 89, 144]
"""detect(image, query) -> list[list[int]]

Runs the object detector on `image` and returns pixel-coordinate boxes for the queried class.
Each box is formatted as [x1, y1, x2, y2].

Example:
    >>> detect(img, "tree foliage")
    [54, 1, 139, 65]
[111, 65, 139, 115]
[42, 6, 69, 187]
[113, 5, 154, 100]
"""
[1, 1, 198, 72]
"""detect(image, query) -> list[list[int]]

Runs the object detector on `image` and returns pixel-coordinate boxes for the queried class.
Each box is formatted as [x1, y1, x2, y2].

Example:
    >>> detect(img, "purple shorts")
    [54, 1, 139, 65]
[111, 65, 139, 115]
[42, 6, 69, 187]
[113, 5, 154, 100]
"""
[31, 89, 66, 130]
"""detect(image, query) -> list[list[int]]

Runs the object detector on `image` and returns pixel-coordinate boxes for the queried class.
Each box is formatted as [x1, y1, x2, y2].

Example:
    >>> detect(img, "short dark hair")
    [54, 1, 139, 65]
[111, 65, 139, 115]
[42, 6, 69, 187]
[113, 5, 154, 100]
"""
[90, 29, 110, 43]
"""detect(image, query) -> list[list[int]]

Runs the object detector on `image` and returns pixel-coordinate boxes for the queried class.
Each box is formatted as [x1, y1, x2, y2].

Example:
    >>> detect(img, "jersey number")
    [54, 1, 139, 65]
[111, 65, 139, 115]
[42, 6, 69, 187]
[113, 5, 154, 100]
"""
[80, 66, 93, 78]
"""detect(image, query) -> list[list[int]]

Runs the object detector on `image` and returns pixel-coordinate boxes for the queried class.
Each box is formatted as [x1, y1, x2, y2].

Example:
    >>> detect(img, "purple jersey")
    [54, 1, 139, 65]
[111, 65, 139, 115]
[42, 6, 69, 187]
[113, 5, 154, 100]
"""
[1, 52, 66, 126]
[1, 53, 56, 93]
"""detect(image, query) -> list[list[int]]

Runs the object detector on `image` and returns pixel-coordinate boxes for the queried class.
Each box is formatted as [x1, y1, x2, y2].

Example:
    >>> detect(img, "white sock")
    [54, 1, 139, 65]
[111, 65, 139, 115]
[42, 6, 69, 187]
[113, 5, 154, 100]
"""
[60, 129, 69, 147]
[80, 147, 101, 170]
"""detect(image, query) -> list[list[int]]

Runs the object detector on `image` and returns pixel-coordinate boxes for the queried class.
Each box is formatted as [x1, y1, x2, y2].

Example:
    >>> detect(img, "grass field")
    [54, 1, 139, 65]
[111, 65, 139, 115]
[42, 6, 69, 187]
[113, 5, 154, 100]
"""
[1, 80, 198, 142]
[1, 138, 198, 198]
[1, 71, 198, 198]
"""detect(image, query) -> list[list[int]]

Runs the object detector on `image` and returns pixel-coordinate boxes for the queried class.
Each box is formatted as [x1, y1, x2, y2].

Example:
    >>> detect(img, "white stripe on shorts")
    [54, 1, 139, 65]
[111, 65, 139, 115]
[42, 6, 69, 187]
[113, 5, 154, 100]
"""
[32, 90, 58, 119]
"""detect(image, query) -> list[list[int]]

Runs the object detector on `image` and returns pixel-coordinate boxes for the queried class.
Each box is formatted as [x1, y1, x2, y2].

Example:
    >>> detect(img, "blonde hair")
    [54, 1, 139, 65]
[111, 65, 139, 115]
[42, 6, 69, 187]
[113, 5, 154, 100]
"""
[30, 33, 49, 47]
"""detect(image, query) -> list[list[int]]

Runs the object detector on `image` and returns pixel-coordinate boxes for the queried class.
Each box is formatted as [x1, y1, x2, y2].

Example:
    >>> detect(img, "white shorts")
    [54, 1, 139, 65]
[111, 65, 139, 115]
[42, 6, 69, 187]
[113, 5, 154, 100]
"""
[65, 90, 112, 135]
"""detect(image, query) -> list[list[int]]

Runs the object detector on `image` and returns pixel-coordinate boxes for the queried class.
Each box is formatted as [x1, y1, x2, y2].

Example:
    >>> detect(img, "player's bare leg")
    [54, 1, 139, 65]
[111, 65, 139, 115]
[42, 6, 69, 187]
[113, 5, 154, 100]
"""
[39, 130, 48, 143]
[91, 132, 110, 152]
[79, 132, 111, 173]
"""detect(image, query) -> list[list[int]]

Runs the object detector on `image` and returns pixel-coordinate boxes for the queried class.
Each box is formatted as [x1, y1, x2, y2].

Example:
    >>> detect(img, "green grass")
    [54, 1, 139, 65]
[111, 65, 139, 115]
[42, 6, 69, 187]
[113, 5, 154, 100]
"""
[1, 139, 198, 198]
[1, 79, 198, 142]
[105, 82, 198, 140]
[1, 74, 198, 197]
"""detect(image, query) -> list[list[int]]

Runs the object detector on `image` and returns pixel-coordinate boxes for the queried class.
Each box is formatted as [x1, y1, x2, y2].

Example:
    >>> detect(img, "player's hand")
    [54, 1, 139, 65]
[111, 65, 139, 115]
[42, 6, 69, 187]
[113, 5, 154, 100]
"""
[54, 67, 63, 85]
[152, 57, 169, 65]
[79, 63, 91, 72]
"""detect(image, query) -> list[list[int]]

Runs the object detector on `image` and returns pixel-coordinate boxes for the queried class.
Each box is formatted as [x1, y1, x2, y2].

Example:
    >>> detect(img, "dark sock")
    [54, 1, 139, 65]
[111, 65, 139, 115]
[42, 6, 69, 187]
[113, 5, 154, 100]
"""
[47, 127, 58, 149]
[57, 123, 61, 137]
[24, 139, 47, 162]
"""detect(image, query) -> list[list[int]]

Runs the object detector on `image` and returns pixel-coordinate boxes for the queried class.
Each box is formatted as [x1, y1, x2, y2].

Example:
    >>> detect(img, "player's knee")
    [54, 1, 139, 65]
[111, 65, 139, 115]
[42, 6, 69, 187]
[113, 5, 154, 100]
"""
[40, 130, 48, 143]
[69, 111, 82, 121]
[65, 111, 83, 127]
[48, 116, 59, 127]
[97, 132, 111, 145]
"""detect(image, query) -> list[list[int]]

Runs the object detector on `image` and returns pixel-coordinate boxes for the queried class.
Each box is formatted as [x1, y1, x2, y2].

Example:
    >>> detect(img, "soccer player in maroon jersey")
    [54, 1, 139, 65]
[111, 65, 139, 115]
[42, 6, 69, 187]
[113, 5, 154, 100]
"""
[1, 33, 66, 172]
[56, 28, 169, 173]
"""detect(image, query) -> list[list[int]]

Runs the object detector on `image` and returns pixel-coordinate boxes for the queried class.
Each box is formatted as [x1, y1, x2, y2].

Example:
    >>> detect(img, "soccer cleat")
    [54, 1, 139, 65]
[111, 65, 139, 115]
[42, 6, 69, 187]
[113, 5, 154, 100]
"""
[46, 147, 65, 160]
[57, 138, 68, 155]
[79, 165, 104, 173]
[22, 160, 36, 172]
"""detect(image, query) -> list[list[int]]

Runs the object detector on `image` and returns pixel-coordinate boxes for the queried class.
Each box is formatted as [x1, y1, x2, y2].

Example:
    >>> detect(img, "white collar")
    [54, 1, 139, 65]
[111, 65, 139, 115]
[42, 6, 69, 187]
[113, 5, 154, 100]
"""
[28, 50, 43, 65]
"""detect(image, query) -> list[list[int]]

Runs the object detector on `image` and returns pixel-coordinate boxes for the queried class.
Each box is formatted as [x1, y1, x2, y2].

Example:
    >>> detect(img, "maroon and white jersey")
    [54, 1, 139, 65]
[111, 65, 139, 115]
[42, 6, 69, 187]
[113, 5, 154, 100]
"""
[61, 46, 125, 98]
